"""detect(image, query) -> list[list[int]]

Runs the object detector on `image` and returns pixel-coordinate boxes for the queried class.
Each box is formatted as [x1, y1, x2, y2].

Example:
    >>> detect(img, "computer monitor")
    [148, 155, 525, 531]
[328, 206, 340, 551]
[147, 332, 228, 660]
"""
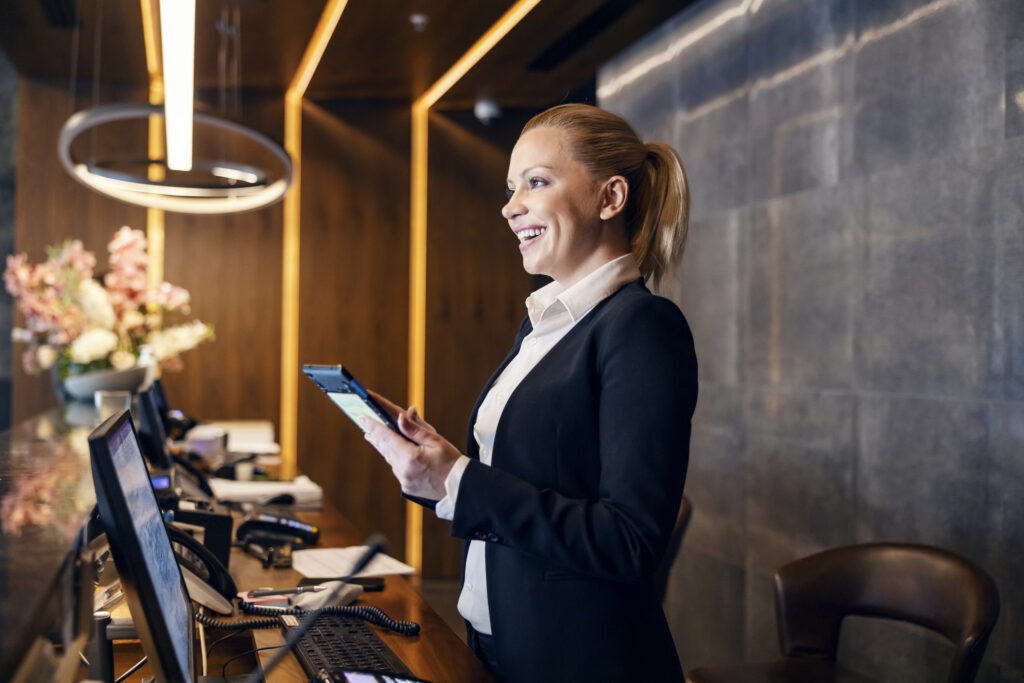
[89, 410, 195, 683]
[136, 387, 174, 470]
[150, 378, 172, 433]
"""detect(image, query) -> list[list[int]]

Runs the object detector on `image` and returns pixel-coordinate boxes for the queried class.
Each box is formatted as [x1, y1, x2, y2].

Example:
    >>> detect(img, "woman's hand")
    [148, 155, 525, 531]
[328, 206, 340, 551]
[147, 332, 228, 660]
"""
[360, 391, 462, 500]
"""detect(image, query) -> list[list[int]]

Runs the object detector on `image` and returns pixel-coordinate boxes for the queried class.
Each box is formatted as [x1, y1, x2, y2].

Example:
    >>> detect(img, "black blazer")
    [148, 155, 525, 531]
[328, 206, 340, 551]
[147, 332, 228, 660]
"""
[451, 279, 698, 682]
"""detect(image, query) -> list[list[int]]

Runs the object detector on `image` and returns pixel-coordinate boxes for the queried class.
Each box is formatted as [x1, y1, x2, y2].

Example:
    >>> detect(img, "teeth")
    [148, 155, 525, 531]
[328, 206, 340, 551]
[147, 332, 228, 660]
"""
[517, 227, 546, 243]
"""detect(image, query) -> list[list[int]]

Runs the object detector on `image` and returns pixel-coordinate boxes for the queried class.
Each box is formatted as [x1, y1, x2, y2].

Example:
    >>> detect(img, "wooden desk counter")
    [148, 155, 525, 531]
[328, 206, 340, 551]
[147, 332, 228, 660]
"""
[235, 503, 492, 683]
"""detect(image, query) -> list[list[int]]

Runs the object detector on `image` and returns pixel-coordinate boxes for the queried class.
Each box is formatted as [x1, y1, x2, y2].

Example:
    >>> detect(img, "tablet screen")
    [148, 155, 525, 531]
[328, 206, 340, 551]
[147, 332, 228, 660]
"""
[329, 392, 388, 432]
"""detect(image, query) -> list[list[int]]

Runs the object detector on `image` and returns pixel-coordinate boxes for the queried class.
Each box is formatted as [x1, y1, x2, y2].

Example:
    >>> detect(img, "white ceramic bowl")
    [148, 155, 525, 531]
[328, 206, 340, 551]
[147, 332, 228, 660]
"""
[62, 366, 149, 401]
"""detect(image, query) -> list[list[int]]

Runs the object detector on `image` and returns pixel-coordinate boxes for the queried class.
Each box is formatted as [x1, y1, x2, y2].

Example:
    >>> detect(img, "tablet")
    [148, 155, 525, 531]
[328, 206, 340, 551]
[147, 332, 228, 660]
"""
[302, 365, 404, 438]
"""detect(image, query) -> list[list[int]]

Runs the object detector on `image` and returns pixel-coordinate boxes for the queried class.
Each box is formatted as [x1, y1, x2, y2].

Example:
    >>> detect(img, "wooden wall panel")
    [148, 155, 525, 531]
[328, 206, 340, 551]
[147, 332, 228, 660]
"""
[158, 95, 284, 428]
[296, 100, 411, 558]
[422, 111, 532, 577]
[13, 78, 148, 420]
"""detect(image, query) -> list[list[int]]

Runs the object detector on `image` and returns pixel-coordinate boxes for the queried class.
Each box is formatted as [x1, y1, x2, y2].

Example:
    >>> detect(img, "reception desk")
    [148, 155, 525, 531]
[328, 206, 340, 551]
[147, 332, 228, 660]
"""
[0, 405, 490, 682]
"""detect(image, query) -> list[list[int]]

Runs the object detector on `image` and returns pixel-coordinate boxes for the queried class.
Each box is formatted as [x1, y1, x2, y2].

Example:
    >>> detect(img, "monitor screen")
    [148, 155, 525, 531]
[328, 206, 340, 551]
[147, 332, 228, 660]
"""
[136, 388, 173, 470]
[89, 410, 194, 683]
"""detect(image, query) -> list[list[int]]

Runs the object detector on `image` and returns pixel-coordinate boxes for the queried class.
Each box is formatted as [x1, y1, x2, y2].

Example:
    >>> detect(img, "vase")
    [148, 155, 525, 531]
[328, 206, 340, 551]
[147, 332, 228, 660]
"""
[59, 366, 150, 402]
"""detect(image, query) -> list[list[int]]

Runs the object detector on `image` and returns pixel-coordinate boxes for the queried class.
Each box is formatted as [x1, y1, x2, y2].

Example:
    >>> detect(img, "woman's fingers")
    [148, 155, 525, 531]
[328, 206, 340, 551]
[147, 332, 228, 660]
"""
[367, 390, 403, 419]
[359, 416, 458, 500]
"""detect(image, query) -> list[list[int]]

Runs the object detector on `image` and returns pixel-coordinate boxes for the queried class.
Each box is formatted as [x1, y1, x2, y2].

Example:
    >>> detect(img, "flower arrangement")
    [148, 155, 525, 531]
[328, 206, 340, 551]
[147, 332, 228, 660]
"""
[4, 226, 214, 380]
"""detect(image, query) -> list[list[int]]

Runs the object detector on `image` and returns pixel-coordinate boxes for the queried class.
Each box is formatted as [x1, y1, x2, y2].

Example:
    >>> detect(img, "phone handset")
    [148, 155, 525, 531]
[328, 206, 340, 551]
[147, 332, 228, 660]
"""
[165, 523, 237, 615]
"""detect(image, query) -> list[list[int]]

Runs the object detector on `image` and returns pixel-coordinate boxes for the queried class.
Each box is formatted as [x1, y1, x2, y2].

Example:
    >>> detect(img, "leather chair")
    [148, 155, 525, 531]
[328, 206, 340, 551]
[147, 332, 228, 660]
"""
[654, 495, 693, 603]
[688, 543, 1000, 683]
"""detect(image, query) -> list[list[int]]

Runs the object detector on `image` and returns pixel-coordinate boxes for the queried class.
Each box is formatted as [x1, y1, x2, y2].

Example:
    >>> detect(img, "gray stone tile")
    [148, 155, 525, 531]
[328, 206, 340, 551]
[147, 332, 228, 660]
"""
[1007, 0, 1024, 139]
[601, 0, 752, 218]
[743, 568, 780, 661]
[748, 0, 856, 199]
[661, 208, 745, 387]
[852, 0, 1004, 174]
[675, 93, 751, 220]
[683, 383, 746, 565]
[993, 138, 1024, 400]
[665, 549, 746, 671]
[982, 401, 1024, 672]
[856, 395, 990, 559]
[600, 1, 749, 127]
[856, 147, 998, 398]
[745, 183, 859, 390]
[744, 388, 858, 573]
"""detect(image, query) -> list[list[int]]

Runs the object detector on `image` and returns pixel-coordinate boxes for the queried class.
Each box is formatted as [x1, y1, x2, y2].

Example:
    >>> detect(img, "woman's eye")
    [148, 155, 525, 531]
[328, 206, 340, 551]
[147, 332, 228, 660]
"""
[505, 187, 514, 200]
[529, 177, 547, 189]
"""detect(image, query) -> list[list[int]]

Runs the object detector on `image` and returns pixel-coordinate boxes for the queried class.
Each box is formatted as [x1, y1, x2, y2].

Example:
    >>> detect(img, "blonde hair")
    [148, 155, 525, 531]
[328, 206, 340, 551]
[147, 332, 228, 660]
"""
[522, 104, 690, 286]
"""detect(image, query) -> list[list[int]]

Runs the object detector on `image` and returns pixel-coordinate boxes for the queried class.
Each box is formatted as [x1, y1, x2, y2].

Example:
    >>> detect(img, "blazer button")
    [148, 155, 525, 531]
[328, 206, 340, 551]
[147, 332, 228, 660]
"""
[487, 533, 500, 542]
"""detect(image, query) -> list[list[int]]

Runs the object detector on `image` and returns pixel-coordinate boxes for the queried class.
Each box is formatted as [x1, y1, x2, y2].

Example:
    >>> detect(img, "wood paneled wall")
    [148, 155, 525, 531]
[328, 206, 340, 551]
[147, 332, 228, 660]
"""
[13, 78, 148, 421]
[13, 78, 284, 428]
[13, 76, 530, 577]
[294, 100, 412, 557]
[421, 111, 532, 577]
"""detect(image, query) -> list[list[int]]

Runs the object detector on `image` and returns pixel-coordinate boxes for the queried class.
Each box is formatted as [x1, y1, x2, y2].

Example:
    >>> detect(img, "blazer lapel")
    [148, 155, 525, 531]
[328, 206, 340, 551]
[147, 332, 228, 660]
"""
[464, 316, 533, 459]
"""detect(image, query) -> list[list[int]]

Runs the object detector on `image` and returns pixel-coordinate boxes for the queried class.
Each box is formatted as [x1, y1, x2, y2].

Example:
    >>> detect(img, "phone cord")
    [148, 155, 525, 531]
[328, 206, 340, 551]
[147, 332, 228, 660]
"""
[195, 603, 421, 636]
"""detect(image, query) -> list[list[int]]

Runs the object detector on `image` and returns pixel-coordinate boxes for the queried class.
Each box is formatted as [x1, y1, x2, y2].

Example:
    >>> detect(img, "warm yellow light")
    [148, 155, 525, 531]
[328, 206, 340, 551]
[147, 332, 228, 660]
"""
[406, 0, 541, 572]
[141, 0, 165, 300]
[413, 0, 542, 112]
[159, 0, 196, 171]
[280, 0, 350, 483]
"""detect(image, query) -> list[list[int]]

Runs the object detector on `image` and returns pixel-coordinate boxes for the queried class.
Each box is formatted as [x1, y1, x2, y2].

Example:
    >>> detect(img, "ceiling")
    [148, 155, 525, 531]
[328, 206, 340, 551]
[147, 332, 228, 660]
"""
[0, 0, 689, 114]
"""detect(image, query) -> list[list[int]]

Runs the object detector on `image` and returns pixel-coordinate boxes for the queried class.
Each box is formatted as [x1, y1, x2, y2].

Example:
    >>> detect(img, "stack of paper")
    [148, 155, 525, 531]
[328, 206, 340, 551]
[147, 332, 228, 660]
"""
[292, 547, 416, 578]
[208, 474, 323, 508]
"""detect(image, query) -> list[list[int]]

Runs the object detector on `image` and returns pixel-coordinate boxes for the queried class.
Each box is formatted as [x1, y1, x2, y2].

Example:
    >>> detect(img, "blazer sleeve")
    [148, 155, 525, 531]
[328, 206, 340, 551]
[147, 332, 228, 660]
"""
[450, 295, 698, 583]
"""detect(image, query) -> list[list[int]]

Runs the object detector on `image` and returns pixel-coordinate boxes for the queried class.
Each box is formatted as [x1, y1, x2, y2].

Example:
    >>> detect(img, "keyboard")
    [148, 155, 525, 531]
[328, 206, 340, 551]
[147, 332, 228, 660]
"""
[284, 613, 414, 679]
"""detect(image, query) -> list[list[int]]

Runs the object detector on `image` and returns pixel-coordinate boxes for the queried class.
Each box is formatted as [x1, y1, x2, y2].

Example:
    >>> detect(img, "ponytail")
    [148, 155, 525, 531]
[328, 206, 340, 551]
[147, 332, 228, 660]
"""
[631, 142, 689, 287]
[522, 104, 690, 286]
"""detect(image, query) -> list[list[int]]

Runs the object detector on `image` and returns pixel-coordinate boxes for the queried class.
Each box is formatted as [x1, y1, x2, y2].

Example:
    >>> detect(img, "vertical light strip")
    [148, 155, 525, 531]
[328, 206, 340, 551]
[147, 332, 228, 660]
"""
[159, 0, 196, 171]
[280, 0, 349, 482]
[406, 0, 541, 572]
[141, 0, 165, 297]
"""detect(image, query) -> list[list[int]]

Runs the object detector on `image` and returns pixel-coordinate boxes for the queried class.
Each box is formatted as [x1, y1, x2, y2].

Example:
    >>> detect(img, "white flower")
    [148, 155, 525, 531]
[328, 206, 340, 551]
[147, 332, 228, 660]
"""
[77, 279, 116, 329]
[147, 321, 214, 361]
[68, 328, 118, 364]
[121, 310, 145, 330]
[36, 345, 57, 369]
[110, 350, 136, 370]
[11, 328, 32, 342]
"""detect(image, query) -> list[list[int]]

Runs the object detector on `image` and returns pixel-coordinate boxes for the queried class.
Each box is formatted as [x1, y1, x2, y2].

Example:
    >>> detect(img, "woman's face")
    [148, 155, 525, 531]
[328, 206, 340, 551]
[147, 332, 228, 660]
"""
[502, 126, 609, 285]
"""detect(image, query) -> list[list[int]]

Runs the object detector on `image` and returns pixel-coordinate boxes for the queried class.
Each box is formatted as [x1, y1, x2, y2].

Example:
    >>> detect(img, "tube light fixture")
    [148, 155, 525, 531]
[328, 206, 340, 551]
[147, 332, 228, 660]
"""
[159, 0, 196, 171]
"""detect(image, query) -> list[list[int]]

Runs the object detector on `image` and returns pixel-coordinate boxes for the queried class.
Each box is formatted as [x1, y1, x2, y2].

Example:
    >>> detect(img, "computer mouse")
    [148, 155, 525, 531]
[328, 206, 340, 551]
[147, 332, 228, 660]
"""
[263, 493, 295, 506]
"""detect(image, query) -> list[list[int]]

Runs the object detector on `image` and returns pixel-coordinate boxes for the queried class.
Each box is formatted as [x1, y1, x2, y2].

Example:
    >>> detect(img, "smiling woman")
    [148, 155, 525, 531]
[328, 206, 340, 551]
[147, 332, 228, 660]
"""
[360, 103, 698, 682]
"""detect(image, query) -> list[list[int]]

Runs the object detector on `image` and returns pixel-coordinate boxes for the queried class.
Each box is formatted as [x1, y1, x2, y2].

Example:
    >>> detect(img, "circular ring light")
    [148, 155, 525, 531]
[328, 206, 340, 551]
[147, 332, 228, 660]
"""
[58, 102, 293, 214]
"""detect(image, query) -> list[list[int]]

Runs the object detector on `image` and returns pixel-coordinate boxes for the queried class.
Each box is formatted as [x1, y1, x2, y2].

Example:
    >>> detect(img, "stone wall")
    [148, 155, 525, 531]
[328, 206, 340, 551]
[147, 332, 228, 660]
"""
[599, 0, 1024, 679]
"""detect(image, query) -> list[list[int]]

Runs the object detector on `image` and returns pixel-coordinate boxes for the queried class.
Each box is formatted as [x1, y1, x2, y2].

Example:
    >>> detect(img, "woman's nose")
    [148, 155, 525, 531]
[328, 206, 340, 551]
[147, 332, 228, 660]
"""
[502, 191, 523, 220]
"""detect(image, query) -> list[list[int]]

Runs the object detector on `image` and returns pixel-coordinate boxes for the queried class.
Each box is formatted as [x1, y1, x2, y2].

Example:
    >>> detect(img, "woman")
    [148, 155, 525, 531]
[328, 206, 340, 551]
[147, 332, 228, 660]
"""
[362, 104, 698, 681]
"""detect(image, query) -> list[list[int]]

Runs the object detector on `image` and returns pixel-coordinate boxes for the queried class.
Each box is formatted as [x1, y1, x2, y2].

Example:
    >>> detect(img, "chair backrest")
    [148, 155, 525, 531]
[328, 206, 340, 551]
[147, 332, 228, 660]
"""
[654, 495, 693, 603]
[773, 543, 1000, 683]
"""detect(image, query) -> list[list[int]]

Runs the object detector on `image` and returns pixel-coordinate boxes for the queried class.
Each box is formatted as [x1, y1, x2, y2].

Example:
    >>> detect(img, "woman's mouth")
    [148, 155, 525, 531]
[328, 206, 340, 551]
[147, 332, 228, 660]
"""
[516, 227, 546, 250]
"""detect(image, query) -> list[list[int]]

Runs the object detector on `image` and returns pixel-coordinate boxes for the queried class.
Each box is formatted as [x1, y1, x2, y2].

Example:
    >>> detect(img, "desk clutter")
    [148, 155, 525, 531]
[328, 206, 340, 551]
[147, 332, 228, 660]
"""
[0, 377, 473, 683]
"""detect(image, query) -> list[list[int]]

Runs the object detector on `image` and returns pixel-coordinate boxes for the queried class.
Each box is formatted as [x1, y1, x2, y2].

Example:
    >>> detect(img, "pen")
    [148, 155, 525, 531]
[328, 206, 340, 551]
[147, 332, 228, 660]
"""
[247, 585, 327, 598]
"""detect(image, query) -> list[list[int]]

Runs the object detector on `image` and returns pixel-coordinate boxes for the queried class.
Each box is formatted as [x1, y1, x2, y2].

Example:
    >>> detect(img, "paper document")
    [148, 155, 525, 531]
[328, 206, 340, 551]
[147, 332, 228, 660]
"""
[208, 475, 323, 508]
[292, 547, 416, 578]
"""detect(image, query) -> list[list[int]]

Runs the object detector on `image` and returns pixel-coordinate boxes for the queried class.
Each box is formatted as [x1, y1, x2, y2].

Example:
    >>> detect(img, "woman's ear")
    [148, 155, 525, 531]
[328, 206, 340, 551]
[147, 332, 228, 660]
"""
[599, 175, 629, 221]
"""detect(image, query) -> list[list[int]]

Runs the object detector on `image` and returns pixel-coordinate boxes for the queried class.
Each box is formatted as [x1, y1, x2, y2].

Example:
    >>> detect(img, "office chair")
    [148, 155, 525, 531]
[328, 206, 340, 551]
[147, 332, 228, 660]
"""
[654, 495, 693, 603]
[688, 543, 1000, 683]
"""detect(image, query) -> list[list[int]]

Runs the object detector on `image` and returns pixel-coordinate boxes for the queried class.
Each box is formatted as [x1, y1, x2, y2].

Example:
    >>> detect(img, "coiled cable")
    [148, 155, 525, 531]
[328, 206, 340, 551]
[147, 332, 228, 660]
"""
[195, 602, 421, 636]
